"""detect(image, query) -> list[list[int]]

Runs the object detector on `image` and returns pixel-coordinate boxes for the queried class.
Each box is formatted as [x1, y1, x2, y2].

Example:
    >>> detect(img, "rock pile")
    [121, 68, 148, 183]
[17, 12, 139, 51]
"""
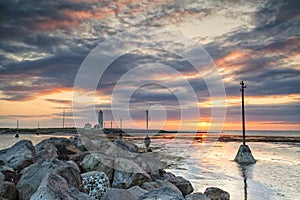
[0, 136, 230, 199]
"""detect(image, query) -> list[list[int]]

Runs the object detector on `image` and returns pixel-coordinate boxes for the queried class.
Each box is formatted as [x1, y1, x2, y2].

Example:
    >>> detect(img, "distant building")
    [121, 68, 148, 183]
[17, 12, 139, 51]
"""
[98, 110, 103, 129]
[84, 122, 92, 129]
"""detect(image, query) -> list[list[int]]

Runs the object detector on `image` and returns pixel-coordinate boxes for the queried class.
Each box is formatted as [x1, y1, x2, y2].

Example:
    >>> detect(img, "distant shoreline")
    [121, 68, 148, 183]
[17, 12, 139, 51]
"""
[0, 128, 299, 143]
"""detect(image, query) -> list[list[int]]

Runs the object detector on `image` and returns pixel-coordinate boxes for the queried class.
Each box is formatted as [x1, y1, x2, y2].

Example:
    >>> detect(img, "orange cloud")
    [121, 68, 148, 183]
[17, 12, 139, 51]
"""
[36, 19, 79, 31]
[33, 0, 179, 32]
[216, 50, 249, 67]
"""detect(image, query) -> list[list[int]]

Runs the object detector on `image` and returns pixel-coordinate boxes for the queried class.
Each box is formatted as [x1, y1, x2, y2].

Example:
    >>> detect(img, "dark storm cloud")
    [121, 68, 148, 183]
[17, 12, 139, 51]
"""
[226, 103, 300, 124]
[0, 53, 85, 100]
[202, 0, 300, 98]
[129, 85, 179, 105]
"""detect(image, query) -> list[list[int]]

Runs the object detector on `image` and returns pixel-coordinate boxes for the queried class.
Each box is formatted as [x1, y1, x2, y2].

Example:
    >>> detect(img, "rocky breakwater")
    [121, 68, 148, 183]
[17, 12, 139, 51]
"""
[0, 136, 230, 200]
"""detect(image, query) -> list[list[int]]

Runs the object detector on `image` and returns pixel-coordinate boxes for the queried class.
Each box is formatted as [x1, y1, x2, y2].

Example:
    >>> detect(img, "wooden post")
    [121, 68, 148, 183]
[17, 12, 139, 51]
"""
[144, 110, 151, 150]
[146, 110, 149, 131]
[240, 81, 247, 145]
[62, 108, 65, 128]
[15, 120, 19, 138]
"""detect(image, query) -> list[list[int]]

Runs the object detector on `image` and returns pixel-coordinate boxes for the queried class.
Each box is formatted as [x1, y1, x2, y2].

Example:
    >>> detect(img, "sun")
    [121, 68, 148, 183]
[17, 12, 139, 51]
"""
[201, 122, 207, 126]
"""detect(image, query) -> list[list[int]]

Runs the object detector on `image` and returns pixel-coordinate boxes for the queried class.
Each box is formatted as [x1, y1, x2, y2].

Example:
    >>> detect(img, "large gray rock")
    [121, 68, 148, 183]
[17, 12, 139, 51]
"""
[17, 158, 82, 200]
[35, 142, 58, 161]
[81, 171, 110, 199]
[89, 139, 112, 152]
[102, 188, 138, 200]
[113, 139, 138, 153]
[139, 186, 184, 200]
[135, 154, 165, 173]
[0, 140, 35, 171]
[159, 171, 176, 181]
[30, 173, 91, 200]
[0, 172, 4, 181]
[112, 158, 151, 189]
[0, 165, 14, 172]
[69, 152, 90, 166]
[168, 176, 193, 196]
[69, 136, 88, 152]
[80, 153, 115, 182]
[105, 144, 135, 159]
[66, 160, 81, 173]
[204, 187, 230, 200]
[35, 137, 80, 156]
[127, 186, 148, 198]
[185, 192, 211, 200]
[0, 181, 18, 200]
[141, 180, 182, 195]
[234, 145, 256, 164]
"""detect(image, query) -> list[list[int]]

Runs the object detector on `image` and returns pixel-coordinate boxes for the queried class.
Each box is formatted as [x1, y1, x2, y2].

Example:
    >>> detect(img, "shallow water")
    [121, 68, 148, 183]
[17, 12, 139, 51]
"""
[151, 139, 300, 200]
[0, 134, 71, 149]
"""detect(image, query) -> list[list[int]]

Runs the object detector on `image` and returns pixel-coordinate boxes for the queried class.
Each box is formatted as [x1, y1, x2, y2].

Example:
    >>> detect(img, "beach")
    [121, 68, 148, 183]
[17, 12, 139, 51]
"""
[156, 140, 300, 200]
[0, 130, 299, 199]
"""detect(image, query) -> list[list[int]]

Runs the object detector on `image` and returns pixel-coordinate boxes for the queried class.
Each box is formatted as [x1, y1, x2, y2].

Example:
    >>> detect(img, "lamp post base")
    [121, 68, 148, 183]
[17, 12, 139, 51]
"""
[234, 145, 256, 164]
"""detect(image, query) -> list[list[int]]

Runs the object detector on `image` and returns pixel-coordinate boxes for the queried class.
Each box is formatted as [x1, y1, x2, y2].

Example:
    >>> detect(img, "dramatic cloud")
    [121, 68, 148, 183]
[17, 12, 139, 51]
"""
[0, 0, 299, 129]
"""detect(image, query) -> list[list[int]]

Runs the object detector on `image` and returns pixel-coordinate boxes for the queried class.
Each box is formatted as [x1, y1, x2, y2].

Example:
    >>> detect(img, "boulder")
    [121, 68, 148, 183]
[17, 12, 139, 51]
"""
[66, 160, 81, 173]
[141, 180, 182, 195]
[148, 170, 163, 181]
[35, 142, 58, 161]
[1, 170, 21, 185]
[139, 186, 184, 200]
[112, 158, 151, 189]
[35, 137, 80, 156]
[134, 154, 165, 173]
[127, 186, 148, 198]
[81, 171, 110, 199]
[234, 145, 256, 164]
[185, 192, 211, 200]
[80, 153, 115, 182]
[0, 165, 14, 172]
[105, 144, 135, 159]
[55, 161, 82, 189]
[0, 140, 35, 171]
[69, 136, 88, 152]
[90, 139, 112, 152]
[204, 187, 230, 200]
[168, 176, 193, 196]
[30, 173, 91, 200]
[0, 181, 18, 200]
[113, 139, 138, 153]
[17, 158, 82, 199]
[0, 172, 4, 181]
[160, 171, 176, 181]
[69, 152, 90, 166]
[101, 188, 138, 200]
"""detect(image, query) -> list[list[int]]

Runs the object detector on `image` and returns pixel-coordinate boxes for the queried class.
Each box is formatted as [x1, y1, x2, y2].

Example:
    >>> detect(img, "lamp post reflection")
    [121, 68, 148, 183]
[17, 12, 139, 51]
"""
[238, 164, 254, 200]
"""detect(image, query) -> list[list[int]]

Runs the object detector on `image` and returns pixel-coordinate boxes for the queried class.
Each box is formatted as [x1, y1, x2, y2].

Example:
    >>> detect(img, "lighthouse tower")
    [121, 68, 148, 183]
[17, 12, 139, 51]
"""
[98, 110, 103, 129]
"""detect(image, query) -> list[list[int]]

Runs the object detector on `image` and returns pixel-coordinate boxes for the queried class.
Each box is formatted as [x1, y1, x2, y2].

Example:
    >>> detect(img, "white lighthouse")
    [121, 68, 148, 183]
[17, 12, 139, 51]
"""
[98, 110, 103, 129]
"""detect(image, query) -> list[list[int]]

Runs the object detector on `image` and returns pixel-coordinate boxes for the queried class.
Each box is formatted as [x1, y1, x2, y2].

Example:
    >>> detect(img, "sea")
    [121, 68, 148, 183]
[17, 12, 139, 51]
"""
[0, 130, 299, 200]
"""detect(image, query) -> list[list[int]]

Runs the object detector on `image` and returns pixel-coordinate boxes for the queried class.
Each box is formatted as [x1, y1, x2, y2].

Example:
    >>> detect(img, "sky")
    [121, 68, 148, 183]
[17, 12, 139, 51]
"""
[0, 0, 299, 131]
